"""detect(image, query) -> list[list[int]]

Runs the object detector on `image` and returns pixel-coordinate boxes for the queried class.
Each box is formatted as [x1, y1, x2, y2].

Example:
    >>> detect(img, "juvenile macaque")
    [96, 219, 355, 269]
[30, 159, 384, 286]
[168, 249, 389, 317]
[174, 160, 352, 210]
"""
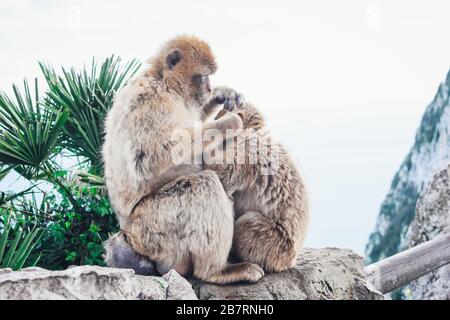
[203, 90, 310, 272]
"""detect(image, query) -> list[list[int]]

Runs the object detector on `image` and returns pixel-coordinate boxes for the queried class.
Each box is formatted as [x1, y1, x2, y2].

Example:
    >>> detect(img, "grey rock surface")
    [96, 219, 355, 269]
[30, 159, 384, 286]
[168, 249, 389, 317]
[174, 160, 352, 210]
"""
[0, 265, 196, 300]
[193, 248, 383, 300]
[0, 248, 382, 300]
[406, 165, 450, 299]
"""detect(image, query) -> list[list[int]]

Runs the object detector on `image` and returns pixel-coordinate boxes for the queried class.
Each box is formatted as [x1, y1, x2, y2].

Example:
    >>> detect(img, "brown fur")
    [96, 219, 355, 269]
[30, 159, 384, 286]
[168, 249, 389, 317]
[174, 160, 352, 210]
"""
[204, 99, 310, 272]
[102, 36, 264, 284]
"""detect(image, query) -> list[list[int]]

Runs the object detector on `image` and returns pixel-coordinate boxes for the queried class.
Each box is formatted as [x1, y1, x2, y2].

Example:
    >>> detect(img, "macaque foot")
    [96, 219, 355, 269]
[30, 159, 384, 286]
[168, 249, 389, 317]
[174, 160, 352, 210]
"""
[103, 232, 158, 276]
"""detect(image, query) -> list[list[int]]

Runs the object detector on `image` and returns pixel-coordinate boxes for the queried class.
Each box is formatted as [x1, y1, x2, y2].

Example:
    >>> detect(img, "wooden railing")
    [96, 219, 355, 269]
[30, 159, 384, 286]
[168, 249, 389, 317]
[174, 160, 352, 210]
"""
[364, 233, 450, 294]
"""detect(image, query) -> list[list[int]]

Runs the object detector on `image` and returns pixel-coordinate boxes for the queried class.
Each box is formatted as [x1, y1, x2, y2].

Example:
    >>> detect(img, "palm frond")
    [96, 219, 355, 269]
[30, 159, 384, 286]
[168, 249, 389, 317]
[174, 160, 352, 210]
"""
[0, 184, 36, 207]
[77, 171, 105, 186]
[39, 56, 141, 172]
[0, 164, 11, 182]
[0, 210, 44, 270]
[0, 79, 69, 179]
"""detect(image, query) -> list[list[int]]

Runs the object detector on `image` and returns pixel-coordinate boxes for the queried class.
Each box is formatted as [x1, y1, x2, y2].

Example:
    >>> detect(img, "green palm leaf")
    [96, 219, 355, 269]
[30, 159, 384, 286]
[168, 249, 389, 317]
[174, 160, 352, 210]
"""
[0, 210, 44, 270]
[77, 171, 105, 186]
[39, 56, 141, 173]
[0, 79, 69, 179]
[0, 164, 10, 182]
[0, 184, 36, 207]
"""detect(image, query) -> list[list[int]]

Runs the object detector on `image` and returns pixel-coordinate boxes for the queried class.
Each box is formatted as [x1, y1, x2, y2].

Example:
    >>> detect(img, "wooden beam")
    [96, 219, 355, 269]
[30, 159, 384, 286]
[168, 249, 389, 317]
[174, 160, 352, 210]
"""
[364, 233, 450, 294]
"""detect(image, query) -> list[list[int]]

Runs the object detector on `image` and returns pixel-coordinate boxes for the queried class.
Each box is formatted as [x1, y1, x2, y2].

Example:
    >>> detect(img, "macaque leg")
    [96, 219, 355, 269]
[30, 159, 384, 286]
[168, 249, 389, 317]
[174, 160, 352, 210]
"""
[233, 211, 298, 273]
[181, 170, 264, 284]
[124, 170, 264, 284]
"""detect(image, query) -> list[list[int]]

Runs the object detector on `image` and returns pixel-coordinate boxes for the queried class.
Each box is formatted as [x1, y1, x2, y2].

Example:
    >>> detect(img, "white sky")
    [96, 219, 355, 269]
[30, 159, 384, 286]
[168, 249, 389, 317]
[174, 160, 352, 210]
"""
[1, 0, 450, 255]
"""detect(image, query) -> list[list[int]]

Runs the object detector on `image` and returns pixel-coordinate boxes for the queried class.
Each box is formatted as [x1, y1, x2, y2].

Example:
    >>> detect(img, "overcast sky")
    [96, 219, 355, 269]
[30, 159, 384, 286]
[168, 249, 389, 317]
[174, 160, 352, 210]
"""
[1, 0, 450, 256]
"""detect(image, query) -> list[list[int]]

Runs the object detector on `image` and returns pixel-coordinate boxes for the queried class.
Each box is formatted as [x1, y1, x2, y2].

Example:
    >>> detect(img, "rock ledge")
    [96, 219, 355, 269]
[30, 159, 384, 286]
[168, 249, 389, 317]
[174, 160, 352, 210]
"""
[0, 248, 382, 300]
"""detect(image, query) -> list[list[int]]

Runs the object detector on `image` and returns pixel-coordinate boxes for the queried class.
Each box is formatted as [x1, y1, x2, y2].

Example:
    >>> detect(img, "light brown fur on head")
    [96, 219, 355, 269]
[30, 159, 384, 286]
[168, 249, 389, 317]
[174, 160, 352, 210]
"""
[148, 35, 217, 107]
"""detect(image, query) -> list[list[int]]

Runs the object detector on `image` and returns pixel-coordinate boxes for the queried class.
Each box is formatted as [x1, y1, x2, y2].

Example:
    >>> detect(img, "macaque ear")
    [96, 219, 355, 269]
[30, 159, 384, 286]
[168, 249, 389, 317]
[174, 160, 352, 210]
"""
[165, 50, 181, 69]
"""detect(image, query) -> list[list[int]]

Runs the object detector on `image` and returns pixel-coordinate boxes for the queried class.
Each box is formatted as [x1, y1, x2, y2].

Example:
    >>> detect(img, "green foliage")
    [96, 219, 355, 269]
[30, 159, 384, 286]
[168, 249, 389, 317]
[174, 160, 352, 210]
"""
[0, 185, 35, 207]
[0, 56, 138, 270]
[40, 56, 140, 173]
[0, 209, 44, 270]
[0, 79, 69, 179]
[366, 181, 420, 264]
[77, 171, 105, 186]
[0, 165, 10, 182]
[36, 175, 118, 269]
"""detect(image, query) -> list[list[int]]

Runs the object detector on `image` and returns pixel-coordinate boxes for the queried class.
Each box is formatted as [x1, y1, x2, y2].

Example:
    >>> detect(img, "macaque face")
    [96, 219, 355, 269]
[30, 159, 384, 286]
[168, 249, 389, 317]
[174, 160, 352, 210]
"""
[163, 42, 217, 108]
[190, 72, 212, 107]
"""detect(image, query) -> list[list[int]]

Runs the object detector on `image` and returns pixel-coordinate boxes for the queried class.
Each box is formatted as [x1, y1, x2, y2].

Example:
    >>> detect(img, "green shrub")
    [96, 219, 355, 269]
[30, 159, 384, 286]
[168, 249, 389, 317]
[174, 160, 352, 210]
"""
[37, 174, 118, 269]
[0, 56, 139, 270]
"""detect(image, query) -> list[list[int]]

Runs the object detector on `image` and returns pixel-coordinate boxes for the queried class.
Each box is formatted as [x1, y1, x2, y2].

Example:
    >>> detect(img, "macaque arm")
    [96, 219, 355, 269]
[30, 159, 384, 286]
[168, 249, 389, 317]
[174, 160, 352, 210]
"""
[172, 113, 242, 164]
[201, 99, 221, 121]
